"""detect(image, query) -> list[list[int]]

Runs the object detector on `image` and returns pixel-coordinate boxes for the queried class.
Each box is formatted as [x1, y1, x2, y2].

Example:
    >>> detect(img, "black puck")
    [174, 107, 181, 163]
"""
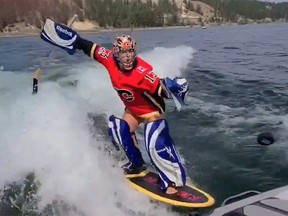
[257, 132, 275, 146]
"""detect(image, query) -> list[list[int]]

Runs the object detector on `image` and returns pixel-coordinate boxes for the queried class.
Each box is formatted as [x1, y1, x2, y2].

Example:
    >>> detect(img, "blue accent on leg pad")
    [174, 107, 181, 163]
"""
[108, 115, 144, 166]
[144, 119, 186, 189]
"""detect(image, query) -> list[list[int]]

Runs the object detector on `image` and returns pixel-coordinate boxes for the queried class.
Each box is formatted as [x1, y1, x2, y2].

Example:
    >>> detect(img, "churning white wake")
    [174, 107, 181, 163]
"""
[0, 46, 194, 216]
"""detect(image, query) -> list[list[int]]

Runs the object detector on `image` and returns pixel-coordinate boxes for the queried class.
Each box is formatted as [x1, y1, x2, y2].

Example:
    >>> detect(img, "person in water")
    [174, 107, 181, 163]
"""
[40, 18, 189, 194]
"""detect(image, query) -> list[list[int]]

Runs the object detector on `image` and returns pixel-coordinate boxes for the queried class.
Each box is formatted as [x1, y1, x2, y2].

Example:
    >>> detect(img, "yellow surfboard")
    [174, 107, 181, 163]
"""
[126, 171, 215, 208]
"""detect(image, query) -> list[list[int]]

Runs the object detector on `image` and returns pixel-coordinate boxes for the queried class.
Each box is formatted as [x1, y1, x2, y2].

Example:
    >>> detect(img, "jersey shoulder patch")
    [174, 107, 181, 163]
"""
[135, 57, 153, 72]
[135, 65, 149, 74]
[97, 46, 111, 59]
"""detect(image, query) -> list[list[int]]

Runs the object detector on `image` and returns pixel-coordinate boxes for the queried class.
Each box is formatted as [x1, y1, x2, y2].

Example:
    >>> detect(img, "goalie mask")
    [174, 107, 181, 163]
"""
[112, 35, 137, 71]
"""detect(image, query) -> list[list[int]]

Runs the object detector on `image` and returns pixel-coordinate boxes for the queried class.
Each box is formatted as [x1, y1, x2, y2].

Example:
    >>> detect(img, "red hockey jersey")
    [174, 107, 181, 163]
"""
[92, 45, 165, 118]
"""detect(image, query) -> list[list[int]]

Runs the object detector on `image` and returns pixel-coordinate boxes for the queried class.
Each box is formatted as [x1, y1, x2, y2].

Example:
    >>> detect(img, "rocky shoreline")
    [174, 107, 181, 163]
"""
[0, 25, 197, 38]
[0, 21, 286, 39]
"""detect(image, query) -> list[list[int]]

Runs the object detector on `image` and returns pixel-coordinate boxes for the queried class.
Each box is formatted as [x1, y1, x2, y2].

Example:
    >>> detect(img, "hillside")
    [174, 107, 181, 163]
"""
[200, 0, 288, 22]
[0, 0, 218, 33]
[1, 0, 288, 34]
[0, 0, 85, 32]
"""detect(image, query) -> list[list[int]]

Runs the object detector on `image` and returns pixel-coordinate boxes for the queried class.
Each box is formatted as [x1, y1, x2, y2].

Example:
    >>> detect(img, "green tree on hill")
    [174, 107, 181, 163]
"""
[198, 0, 288, 22]
[85, 0, 178, 28]
[1, 0, 288, 32]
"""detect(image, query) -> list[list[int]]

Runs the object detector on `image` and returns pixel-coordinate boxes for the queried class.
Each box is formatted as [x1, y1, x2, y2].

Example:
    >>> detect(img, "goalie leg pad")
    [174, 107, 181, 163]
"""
[108, 115, 144, 166]
[144, 119, 186, 190]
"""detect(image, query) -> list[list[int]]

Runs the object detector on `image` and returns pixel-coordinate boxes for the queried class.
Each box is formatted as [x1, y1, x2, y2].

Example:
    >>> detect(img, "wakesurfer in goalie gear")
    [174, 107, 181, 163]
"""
[40, 18, 189, 194]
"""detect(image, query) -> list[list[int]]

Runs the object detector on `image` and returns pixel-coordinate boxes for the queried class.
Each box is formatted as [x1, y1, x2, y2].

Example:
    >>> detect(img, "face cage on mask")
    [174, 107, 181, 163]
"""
[117, 49, 136, 70]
